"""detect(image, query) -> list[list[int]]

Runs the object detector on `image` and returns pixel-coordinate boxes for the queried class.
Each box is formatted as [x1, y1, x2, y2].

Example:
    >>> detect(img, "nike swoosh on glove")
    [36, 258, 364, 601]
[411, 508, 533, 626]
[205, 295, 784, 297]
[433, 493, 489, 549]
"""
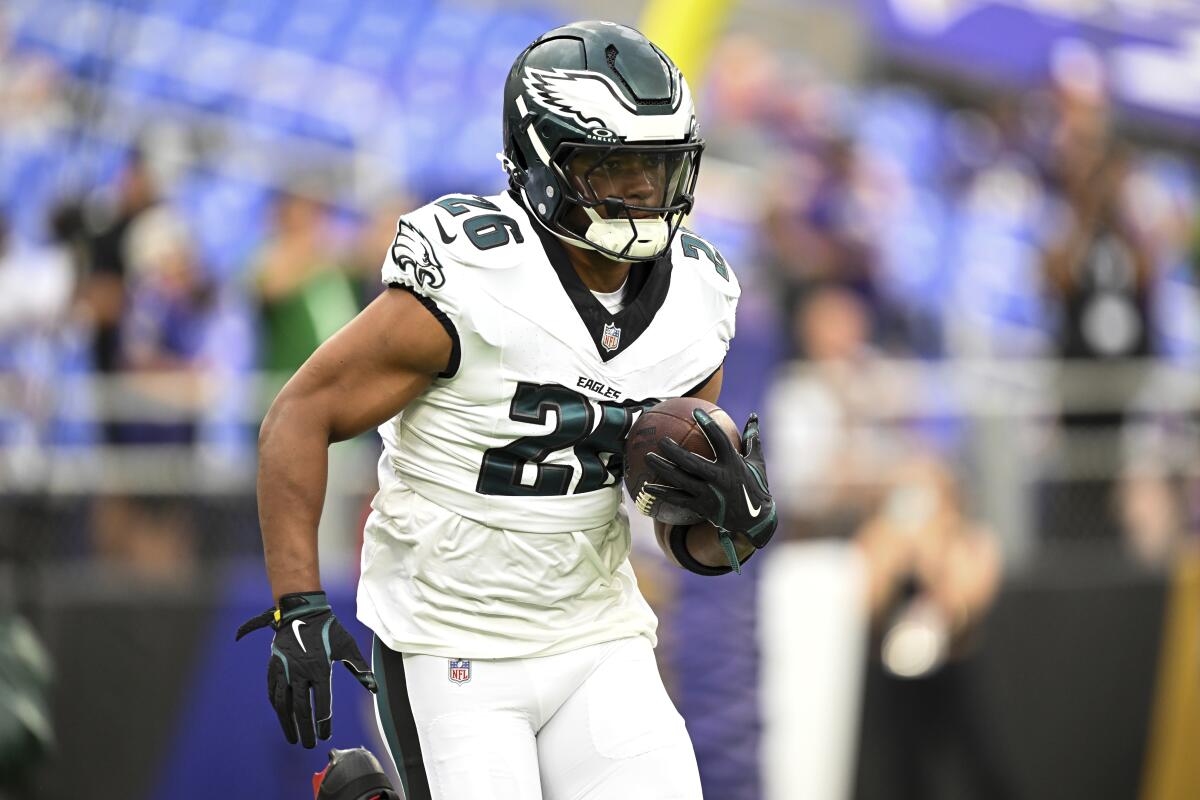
[235, 591, 376, 748]
[642, 410, 778, 572]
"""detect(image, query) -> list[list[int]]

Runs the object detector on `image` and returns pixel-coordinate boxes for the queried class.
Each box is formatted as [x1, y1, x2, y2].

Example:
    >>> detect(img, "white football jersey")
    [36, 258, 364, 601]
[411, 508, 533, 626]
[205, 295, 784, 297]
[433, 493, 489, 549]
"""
[358, 190, 739, 659]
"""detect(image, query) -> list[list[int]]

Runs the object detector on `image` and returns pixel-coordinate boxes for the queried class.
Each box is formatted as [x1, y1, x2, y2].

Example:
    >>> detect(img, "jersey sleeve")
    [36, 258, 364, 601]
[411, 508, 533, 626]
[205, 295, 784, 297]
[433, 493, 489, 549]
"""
[677, 227, 740, 347]
[379, 203, 465, 378]
[716, 263, 739, 347]
[381, 204, 460, 310]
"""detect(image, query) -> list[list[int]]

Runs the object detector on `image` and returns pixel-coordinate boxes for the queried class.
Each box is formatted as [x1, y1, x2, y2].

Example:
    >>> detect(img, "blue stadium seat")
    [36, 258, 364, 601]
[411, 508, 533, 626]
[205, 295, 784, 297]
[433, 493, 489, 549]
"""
[450, 115, 510, 191]
[120, 11, 186, 72]
[67, 138, 129, 192]
[170, 173, 270, 281]
[106, 60, 168, 102]
[166, 27, 256, 112]
[332, 1, 431, 75]
[878, 189, 950, 314]
[273, 2, 357, 56]
[228, 98, 302, 144]
[394, 2, 495, 102]
[290, 113, 356, 150]
[139, 0, 210, 27]
[949, 212, 1050, 352]
[5, 146, 68, 241]
[856, 86, 943, 185]
[468, 10, 561, 100]
[47, 338, 101, 448]
[204, 0, 288, 41]
[8, 0, 111, 74]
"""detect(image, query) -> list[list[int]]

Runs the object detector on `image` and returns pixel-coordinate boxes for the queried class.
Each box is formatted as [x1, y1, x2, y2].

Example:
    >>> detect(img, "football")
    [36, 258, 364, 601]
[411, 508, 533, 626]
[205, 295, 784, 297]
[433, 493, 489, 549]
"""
[623, 397, 741, 525]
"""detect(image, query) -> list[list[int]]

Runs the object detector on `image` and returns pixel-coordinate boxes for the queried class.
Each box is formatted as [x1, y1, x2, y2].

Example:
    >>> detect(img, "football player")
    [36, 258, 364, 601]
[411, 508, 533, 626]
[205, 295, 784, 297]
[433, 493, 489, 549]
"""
[238, 20, 777, 799]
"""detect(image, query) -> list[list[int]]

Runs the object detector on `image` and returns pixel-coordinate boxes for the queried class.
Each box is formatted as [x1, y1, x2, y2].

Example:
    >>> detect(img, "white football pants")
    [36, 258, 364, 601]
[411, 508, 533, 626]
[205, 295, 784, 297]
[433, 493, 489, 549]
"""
[372, 635, 703, 800]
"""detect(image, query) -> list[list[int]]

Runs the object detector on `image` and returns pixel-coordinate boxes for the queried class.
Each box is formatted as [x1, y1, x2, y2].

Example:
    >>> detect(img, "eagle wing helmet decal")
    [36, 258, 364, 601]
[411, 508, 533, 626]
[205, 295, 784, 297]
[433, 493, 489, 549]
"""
[522, 67, 692, 141]
[390, 218, 446, 290]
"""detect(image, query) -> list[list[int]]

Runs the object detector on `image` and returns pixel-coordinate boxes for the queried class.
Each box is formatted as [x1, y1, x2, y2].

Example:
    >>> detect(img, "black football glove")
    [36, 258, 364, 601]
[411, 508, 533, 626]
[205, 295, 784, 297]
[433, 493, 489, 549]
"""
[235, 591, 377, 749]
[642, 410, 777, 572]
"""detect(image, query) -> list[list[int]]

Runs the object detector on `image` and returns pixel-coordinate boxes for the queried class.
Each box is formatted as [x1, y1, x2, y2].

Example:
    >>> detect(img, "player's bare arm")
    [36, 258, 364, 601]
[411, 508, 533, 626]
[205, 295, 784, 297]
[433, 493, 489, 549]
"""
[235, 287, 452, 749]
[257, 286, 452, 600]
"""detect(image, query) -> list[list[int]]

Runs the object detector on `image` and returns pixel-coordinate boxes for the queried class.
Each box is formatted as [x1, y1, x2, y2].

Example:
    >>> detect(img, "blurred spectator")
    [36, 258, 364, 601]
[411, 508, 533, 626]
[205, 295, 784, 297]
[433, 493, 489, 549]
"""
[767, 285, 1009, 799]
[853, 458, 1009, 800]
[1038, 70, 1153, 371]
[1117, 376, 1200, 567]
[90, 205, 255, 583]
[0, 211, 74, 338]
[252, 188, 358, 375]
[856, 459, 1003, 662]
[762, 141, 884, 339]
[1118, 461, 1190, 567]
[0, 39, 69, 140]
[124, 199, 255, 452]
[113, 206, 221, 444]
[0, 209, 80, 475]
[699, 33, 785, 168]
[0, 27, 72, 240]
[1038, 87, 1156, 544]
[78, 149, 161, 381]
[766, 284, 912, 540]
[1042, 149, 1152, 371]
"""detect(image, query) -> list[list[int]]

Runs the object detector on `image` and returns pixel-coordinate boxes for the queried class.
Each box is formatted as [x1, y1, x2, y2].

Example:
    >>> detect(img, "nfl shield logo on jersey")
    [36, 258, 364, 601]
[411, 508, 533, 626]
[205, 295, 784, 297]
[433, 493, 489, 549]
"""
[448, 658, 471, 685]
[601, 323, 621, 352]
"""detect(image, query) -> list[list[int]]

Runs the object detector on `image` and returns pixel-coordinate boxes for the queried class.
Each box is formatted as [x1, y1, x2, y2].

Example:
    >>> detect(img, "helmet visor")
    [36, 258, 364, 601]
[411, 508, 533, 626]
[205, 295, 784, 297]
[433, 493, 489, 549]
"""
[556, 142, 701, 216]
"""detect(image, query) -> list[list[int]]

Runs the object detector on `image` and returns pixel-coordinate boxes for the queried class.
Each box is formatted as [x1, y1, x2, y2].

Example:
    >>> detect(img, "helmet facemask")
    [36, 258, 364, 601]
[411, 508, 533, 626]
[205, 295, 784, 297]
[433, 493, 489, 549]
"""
[545, 141, 702, 261]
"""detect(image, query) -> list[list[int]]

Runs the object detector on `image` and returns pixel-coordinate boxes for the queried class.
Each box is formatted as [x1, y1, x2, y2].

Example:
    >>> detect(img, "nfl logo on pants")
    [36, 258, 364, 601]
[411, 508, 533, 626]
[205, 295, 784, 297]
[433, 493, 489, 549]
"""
[601, 323, 621, 352]
[448, 658, 471, 685]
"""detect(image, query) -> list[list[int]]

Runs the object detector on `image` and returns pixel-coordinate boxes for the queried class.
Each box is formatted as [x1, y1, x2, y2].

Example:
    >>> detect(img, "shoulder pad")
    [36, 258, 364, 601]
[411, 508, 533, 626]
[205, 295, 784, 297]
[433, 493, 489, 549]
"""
[415, 193, 534, 270]
[674, 228, 741, 299]
[380, 192, 540, 337]
[380, 200, 466, 319]
[382, 193, 531, 291]
[382, 211, 451, 295]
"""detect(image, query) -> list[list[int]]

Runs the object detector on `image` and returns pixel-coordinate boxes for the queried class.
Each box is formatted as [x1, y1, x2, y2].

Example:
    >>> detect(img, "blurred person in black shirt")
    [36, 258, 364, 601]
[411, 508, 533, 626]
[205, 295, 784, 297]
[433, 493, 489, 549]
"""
[854, 460, 1010, 800]
[1038, 80, 1156, 545]
[78, 148, 160, 379]
[1043, 150, 1152, 372]
[766, 286, 1011, 798]
[89, 206, 229, 583]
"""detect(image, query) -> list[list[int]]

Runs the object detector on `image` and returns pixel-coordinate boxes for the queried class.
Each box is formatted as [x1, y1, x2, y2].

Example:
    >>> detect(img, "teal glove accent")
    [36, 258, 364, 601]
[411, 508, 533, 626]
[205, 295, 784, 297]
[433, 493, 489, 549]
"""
[236, 591, 376, 748]
[643, 411, 778, 573]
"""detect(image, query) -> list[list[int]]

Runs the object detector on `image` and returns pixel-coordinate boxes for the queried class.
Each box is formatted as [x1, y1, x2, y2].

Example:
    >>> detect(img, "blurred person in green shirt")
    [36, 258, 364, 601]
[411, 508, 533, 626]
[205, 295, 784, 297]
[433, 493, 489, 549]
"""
[253, 188, 358, 375]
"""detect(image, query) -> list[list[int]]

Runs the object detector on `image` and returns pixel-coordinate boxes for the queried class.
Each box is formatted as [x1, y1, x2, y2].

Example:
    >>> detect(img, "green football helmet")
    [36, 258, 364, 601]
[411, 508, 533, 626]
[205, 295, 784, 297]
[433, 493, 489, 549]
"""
[502, 20, 704, 261]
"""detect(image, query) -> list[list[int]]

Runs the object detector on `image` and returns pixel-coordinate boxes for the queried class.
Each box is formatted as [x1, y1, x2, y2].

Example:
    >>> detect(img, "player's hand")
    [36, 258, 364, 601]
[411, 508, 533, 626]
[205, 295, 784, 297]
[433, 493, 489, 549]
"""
[235, 591, 377, 748]
[643, 411, 778, 560]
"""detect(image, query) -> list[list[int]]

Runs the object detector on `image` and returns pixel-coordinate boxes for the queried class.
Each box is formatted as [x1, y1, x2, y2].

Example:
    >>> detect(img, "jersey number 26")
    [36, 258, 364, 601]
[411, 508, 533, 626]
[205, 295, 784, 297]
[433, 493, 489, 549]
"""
[476, 382, 656, 497]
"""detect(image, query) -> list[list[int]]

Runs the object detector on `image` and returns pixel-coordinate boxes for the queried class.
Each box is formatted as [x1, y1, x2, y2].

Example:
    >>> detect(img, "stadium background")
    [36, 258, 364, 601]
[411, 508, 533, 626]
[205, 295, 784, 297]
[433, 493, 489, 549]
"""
[1, 0, 1198, 798]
